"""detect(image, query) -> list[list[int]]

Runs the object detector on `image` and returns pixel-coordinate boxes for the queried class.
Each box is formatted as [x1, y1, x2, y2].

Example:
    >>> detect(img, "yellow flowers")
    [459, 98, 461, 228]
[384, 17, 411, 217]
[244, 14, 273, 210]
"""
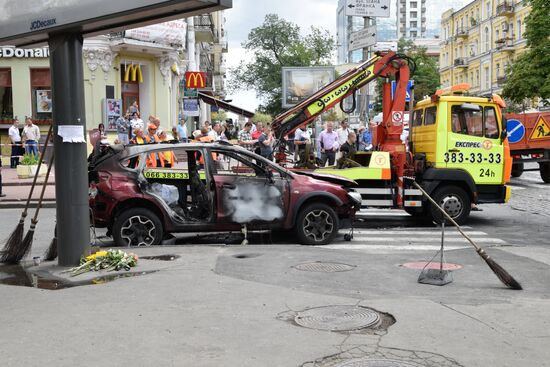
[85, 251, 108, 261]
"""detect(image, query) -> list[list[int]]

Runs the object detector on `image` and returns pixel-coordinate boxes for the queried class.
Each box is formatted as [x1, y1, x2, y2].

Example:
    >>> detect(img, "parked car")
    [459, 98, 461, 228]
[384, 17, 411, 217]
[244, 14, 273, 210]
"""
[88, 142, 361, 247]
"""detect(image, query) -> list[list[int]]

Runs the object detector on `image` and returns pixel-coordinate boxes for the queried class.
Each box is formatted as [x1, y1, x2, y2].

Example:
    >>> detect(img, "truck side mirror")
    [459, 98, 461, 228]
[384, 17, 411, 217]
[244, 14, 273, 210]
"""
[500, 114, 508, 142]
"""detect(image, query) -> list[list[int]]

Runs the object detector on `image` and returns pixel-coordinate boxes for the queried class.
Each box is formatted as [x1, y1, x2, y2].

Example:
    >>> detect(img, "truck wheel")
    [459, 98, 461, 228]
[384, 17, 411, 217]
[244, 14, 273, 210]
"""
[113, 208, 163, 247]
[511, 162, 524, 178]
[295, 203, 339, 245]
[429, 185, 471, 225]
[540, 162, 550, 183]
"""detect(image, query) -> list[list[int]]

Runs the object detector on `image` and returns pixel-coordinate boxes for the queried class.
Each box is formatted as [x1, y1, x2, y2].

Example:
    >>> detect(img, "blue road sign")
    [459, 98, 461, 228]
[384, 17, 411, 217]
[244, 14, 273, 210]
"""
[391, 80, 413, 102]
[506, 119, 525, 144]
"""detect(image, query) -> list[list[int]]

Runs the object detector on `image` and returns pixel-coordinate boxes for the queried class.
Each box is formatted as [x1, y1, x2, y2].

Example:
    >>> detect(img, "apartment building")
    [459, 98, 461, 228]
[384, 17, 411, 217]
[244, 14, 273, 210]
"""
[439, 0, 530, 96]
[397, 0, 427, 39]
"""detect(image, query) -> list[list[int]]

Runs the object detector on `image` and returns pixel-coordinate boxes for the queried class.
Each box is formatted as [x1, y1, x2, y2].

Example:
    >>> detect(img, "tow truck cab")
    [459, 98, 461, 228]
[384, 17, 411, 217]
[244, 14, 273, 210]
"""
[411, 92, 513, 209]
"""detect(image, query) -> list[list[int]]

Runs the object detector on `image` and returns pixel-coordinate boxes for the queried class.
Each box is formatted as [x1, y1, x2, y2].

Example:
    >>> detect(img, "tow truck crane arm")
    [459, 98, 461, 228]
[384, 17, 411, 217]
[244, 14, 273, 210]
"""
[271, 51, 412, 154]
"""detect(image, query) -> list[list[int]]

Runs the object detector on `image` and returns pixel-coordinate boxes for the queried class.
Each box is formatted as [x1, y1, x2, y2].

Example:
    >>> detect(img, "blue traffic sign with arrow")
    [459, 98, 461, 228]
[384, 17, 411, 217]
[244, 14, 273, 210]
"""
[391, 80, 413, 102]
[506, 119, 525, 144]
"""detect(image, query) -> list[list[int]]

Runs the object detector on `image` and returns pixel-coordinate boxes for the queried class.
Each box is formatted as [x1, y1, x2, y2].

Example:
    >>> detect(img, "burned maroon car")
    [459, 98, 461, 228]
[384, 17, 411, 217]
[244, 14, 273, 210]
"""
[88, 142, 361, 247]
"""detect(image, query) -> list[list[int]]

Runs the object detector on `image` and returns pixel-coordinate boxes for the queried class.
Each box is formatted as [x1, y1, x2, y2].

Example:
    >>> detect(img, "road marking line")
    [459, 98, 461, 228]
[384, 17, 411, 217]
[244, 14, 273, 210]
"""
[348, 230, 488, 236]
[320, 244, 469, 251]
[342, 236, 506, 244]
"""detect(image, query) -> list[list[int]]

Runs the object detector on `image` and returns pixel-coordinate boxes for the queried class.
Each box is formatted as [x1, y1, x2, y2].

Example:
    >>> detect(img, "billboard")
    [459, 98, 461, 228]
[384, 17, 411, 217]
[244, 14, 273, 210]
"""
[0, 0, 232, 47]
[125, 20, 187, 47]
[281, 67, 335, 108]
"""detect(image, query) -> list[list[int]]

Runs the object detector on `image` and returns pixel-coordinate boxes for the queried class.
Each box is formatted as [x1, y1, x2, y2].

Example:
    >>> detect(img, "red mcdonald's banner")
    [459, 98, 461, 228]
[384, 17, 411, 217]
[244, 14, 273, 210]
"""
[185, 71, 206, 88]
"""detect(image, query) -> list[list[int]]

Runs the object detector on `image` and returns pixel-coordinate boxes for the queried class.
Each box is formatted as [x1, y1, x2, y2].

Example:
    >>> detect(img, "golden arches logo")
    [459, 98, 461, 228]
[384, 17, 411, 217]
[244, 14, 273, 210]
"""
[124, 64, 143, 83]
[185, 71, 206, 88]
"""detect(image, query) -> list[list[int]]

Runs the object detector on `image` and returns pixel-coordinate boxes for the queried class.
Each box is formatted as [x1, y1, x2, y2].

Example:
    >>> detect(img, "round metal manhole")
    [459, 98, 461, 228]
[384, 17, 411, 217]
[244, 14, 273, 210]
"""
[293, 262, 356, 273]
[294, 305, 380, 331]
[334, 359, 425, 367]
[401, 262, 462, 270]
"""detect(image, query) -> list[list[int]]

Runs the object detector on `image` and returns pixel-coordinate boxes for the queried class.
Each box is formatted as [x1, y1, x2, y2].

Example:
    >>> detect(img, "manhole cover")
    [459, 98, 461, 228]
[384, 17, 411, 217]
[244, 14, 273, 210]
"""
[293, 262, 356, 272]
[294, 305, 380, 331]
[334, 359, 424, 367]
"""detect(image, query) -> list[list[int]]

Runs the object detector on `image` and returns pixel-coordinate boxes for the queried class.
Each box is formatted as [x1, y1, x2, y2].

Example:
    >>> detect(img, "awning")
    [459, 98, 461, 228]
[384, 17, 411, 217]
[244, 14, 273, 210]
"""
[198, 92, 255, 118]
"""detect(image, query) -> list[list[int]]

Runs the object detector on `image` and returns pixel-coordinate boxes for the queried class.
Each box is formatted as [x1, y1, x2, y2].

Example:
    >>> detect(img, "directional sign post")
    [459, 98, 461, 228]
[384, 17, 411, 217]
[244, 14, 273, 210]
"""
[349, 25, 376, 51]
[506, 119, 525, 144]
[345, 0, 391, 18]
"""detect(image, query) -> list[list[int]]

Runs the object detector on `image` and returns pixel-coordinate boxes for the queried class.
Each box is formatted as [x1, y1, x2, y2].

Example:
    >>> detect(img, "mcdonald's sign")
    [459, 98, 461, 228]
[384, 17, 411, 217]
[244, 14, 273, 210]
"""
[124, 64, 143, 83]
[185, 71, 206, 88]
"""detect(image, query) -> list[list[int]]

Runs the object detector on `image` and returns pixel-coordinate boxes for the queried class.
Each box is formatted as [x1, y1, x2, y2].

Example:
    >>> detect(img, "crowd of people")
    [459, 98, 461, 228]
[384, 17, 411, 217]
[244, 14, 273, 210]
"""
[103, 102, 376, 168]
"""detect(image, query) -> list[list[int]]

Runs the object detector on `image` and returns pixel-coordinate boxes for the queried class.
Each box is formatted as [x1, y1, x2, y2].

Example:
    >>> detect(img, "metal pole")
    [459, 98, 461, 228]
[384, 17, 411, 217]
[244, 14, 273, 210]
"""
[48, 32, 90, 266]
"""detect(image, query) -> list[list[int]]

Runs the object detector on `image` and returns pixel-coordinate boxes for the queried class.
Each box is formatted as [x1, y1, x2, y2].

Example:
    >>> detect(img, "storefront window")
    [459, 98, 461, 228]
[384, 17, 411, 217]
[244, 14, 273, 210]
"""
[0, 68, 13, 119]
[121, 64, 140, 115]
[30, 68, 52, 119]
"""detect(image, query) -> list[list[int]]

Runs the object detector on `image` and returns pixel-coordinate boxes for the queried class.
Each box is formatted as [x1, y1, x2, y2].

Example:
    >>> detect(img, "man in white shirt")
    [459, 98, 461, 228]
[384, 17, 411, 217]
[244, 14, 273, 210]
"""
[22, 118, 41, 157]
[336, 119, 351, 146]
[8, 118, 22, 168]
[294, 126, 311, 166]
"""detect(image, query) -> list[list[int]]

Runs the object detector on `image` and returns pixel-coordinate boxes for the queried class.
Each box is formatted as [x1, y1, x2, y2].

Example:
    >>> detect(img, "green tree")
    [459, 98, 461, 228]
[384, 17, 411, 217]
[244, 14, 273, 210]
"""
[228, 14, 334, 116]
[252, 112, 272, 125]
[211, 110, 227, 122]
[503, 0, 550, 103]
[373, 39, 440, 111]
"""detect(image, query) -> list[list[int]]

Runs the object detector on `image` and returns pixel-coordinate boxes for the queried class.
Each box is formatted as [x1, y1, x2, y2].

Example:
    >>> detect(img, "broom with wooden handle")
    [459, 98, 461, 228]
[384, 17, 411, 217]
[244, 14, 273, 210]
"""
[1, 125, 53, 263]
[16, 154, 55, 262]
[409, 179, 522, 290]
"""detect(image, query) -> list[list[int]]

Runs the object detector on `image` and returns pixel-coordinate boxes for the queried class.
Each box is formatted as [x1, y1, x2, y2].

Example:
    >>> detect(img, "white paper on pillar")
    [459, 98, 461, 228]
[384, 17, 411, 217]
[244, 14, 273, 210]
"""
[58, 125, 86, 143]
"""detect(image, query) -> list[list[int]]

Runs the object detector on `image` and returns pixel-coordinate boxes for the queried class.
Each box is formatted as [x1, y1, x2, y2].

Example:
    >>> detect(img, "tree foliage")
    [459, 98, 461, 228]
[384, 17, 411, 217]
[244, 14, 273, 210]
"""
[228, 14, 335, 116]
[503, 0, 550, 103]
[251, 112, 273, 125]
[211, 111, 227, 122]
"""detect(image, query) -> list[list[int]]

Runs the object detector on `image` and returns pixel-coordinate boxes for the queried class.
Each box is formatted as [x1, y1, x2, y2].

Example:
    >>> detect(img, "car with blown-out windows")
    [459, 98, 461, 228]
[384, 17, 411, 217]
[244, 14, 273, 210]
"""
[88, 142, 361, 247]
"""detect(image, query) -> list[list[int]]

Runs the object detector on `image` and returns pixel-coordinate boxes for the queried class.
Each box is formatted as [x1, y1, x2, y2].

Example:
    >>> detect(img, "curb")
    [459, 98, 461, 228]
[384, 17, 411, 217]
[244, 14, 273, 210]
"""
[3, 182, 56, 187]
[0, 202, 56, 209]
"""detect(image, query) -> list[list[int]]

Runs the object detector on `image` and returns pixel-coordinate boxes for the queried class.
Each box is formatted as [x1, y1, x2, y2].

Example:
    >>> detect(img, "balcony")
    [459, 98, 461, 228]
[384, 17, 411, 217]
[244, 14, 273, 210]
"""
[497, 75, 508, 87]
[454, 57, 468, 67]
[456, 27, 468, 38]
[194, 14, 218, 43]
[496, 2, 514, 16]
[495, 37, 515, 51]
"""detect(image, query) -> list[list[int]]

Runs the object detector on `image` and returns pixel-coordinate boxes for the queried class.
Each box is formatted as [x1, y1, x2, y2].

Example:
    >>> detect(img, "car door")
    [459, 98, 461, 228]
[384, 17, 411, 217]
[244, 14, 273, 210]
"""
[446, 103, 504, 184]
[210, 149, 290, 225]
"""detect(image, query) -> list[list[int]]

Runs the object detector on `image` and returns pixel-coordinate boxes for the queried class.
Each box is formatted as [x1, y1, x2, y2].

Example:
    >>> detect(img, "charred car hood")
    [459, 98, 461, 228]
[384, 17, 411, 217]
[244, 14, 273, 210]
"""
[293, 170, 357, 187]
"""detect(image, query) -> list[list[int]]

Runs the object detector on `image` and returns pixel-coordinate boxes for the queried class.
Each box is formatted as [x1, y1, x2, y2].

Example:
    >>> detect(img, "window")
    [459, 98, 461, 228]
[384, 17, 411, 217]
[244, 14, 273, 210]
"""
[517, 20, 522, 39]
[495, 29, 499, 42]
[411, 21, 417, 28]
[484, 66, 490, 89]
[470, 72, 474, 85]
[424, 106, 437, 126]
[451, 104, 483, 136]
[0, 68, 13, 119]
[484, 27, 490, 52]
[410, 1, 417, 7]
[410, 31, 417, 38]
[486, 2, 491, 18]
[411, 11, 417, 18]
[412, 108, 424, 127]
[30, 68, 51, 119]
[496, 63, 500, 78]
[484, 107, 499, 139]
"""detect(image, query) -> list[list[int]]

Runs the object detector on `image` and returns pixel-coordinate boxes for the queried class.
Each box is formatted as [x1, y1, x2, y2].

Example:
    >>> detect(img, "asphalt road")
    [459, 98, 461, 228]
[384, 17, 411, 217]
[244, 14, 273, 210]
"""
[0, 163, 548, 367]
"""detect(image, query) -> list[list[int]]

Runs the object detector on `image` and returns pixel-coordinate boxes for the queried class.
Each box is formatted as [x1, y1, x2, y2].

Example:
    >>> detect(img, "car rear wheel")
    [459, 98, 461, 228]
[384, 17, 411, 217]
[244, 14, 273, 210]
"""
[113, 208, 163, 247]
[295, 203, 338, 245]
[429, 185, 471, 225]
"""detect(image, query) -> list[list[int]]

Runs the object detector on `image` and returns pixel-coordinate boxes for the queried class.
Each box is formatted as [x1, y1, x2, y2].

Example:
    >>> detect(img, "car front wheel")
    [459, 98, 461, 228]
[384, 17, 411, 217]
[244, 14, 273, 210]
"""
[295, 203, 339, 245]
[113, 208, 163, 247]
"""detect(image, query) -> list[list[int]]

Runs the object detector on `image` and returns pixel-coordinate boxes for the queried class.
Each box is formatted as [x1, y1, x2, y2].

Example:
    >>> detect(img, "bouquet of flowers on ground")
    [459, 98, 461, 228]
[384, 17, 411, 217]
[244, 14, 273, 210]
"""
[65, 249, 138, 276]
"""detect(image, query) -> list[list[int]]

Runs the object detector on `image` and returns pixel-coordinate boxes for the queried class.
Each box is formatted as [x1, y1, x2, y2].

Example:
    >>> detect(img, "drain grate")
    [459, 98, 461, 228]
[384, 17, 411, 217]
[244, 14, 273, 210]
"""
[333, 359, 425, 367]
[294, 305, 380, 331]
[141, 255, 180, 261]
[293, 262, 356, 273]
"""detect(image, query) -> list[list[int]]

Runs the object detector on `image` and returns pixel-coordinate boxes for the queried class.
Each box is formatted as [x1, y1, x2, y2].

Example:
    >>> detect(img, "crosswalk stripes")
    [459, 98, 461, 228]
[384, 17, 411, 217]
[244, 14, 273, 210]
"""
[318, 226, 507, 252]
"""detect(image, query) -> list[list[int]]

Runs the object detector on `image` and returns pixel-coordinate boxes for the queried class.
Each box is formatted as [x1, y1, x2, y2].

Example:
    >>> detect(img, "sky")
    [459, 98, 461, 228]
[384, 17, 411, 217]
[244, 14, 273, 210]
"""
[223, 0, 473, 112]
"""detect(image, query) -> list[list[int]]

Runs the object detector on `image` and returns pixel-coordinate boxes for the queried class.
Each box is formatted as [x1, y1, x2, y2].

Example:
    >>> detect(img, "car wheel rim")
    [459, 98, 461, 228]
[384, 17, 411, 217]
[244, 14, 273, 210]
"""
[121, 215, 156, 247]
[303, 209, 334, 242]
[439, 195, 463, 218]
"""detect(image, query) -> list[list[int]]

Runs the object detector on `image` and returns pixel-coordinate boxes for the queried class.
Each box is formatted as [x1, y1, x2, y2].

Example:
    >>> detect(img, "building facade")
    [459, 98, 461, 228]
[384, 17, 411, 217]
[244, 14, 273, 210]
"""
[0, 11, 228, 160]
[439, 0, 530, 96]
[396, 0, 427, 39]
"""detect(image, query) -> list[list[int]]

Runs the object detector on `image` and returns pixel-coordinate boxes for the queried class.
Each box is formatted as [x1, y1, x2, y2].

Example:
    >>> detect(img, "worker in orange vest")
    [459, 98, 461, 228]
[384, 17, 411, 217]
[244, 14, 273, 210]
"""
[158, 131, 176, 167]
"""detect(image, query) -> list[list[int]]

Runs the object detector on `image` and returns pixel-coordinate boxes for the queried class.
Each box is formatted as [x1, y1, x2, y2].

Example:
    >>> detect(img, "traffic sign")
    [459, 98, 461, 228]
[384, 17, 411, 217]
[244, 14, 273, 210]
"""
[529, 116, 550, 140]
[506, 119, 525, 144]
[345, 0, 391, 18]
[349, 25, 376, 51]
[391, 80, 413, 102]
